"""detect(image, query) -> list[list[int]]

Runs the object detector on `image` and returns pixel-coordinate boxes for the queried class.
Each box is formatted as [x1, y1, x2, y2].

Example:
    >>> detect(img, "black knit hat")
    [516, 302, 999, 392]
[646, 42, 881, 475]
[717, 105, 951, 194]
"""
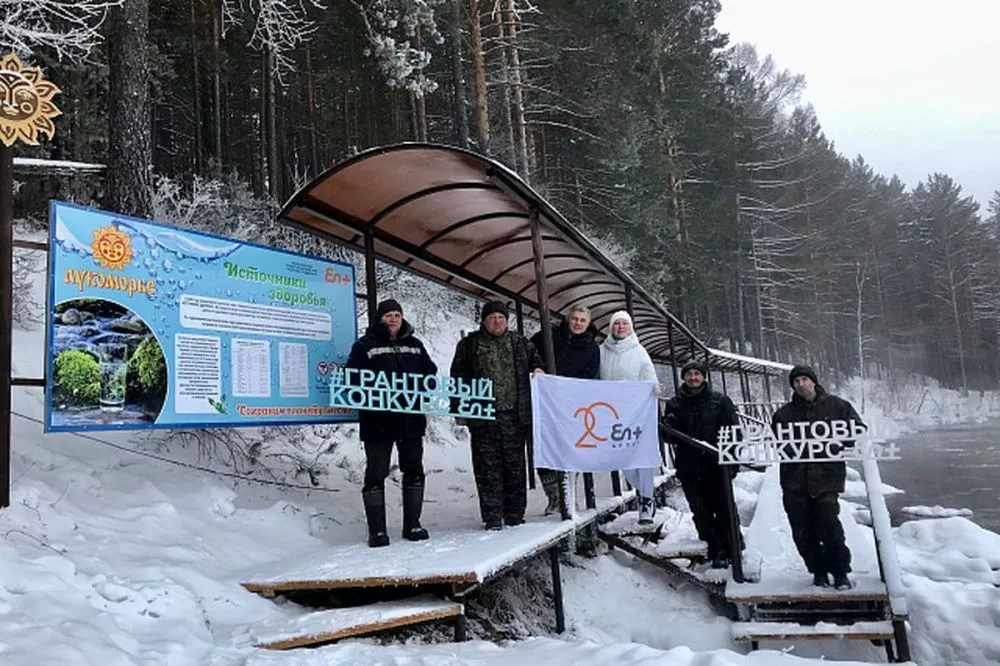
[789, 365, 818, 387]
[376, 298, 403, 319]
[481, 300, 509, 322]
[681, 360, 707, 378]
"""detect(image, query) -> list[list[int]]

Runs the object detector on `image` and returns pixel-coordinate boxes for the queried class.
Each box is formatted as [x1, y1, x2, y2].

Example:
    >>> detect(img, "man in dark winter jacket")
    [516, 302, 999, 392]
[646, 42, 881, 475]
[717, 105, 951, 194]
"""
[346, 299, 437, 548]
[451, 300, 545, 530]
[530, 305, 600, 514]
[661, 360, 742, 568]
[771, 365, 865, 589]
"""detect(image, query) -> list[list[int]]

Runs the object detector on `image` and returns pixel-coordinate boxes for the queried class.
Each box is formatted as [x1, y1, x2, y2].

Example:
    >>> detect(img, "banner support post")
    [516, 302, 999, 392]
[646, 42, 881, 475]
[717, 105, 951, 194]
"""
[1, 144, 12, 508]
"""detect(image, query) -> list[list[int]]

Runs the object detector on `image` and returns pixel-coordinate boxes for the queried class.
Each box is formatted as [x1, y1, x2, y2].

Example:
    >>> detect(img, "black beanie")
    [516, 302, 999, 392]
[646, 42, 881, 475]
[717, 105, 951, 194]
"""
[789, 365, 818, 387]
[376, 298, 403, 319]
[481, 300, 509, 322]
[681, 359, 707, 378]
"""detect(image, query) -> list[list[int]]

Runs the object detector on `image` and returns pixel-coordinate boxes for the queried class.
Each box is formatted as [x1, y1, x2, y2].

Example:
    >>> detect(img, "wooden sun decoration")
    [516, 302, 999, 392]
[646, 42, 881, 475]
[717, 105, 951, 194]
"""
[0, 52, 61, 147]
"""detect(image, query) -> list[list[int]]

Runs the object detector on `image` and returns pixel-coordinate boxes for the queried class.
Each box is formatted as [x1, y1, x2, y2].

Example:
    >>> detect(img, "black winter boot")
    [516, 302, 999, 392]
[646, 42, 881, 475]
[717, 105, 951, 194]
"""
[363, 488, 390, 548]
[812, 572, 831, 587]
[832, 572, 853, 590]
[402, 484, 429, 541]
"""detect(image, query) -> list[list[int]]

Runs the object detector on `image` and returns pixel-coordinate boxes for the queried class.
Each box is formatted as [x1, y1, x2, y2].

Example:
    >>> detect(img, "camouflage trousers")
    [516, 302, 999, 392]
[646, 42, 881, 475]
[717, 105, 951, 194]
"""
[469, 411, 528, 525]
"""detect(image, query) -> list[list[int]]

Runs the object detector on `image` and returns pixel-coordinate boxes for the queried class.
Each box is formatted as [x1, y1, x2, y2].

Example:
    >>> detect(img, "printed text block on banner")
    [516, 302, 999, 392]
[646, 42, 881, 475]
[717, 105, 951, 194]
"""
[45, 201, 357, 432]
[531, 374, 660, 473]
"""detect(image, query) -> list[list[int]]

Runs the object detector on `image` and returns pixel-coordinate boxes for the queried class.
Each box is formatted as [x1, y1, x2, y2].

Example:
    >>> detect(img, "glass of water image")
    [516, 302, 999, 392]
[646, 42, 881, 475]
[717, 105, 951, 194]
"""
[98, 342, 129, 412]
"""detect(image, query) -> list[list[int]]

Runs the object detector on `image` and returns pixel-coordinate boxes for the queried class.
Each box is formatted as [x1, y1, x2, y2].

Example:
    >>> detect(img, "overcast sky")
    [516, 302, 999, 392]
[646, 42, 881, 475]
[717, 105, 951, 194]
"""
[716, 0, 1000, 214]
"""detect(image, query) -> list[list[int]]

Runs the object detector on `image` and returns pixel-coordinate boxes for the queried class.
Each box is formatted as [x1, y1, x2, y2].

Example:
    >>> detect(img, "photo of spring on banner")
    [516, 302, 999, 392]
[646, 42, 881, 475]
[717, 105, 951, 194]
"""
[712, 420, 901, 466]
[329, 368, 496, 420]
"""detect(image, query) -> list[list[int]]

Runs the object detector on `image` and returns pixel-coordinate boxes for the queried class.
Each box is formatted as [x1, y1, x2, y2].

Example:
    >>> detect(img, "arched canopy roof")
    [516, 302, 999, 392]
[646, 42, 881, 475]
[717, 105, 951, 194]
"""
[708, 348, 793, 377]
[279, 143, 710, 368]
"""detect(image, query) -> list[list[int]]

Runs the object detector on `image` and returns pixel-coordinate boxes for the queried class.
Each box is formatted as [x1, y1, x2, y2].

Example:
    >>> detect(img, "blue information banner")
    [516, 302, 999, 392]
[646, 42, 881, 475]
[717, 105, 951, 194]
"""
[45, 201, 358, 432]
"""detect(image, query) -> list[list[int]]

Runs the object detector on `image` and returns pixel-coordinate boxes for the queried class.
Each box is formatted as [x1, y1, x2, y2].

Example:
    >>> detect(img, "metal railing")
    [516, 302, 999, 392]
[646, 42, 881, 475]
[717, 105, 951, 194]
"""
[733, 401, 784, 424]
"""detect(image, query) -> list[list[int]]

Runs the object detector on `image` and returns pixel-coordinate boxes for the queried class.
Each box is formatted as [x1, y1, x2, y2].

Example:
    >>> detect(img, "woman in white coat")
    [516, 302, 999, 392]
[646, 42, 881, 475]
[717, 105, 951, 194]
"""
[599, 310, 661, 523]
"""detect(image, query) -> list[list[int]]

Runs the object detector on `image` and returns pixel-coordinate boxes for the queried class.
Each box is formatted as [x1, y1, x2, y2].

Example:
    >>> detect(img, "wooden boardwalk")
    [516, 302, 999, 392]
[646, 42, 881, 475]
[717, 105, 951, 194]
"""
[240, 489, 641, 649]
[241, 493, 630, 596]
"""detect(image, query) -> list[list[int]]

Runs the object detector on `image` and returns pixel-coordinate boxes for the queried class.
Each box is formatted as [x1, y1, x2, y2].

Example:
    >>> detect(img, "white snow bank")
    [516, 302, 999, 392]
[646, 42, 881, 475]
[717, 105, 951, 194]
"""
[901, 505, 973, 519]
[893, 517, 1000, 665]
[240, 638, 888, 666]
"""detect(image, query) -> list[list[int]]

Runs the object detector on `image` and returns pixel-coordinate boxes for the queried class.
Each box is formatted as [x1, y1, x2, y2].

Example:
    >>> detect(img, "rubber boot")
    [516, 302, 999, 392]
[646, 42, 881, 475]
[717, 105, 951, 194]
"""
[543, 481, 562, 516]
[363, 488, 390, 548]
[402, 484, 430, 541]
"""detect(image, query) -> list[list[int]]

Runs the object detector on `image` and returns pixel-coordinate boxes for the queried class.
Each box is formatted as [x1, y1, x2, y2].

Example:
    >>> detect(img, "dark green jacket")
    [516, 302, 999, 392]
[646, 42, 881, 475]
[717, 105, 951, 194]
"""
[450, 328, 544, 426]
[771, 385, 865, 495]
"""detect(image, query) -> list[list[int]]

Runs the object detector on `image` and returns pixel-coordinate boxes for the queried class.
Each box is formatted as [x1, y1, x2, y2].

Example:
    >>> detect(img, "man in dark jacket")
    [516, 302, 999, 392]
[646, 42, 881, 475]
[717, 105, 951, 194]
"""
[771, 365, 865, 589]
[346, 299, 437, 548]
[530, 305, 600, 514]
[661, 360, 742, 568]
[451, 300, 545, 530]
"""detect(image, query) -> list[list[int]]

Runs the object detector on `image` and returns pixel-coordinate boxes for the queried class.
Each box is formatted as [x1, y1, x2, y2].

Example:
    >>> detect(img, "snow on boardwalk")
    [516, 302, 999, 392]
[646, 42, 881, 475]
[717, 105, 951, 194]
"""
[242, 495, 627, 594]
[252, 596, 462, 649]
[727, 466, 887, 602]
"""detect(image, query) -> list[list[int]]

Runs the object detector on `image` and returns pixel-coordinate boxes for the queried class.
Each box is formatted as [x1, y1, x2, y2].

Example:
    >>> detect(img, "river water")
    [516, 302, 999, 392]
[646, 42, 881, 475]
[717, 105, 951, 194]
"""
[878, 421, 1000, 534]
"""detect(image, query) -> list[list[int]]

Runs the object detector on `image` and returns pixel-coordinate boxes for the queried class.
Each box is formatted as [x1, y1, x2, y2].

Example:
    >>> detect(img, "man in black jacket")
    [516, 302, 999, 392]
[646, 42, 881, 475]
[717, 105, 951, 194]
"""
[530, 305, 600, 514]
[346, 299, 437, 548]
[451, 300, 545, 530]
[771, 365, 865, 589]
[661, 360, 742, 568]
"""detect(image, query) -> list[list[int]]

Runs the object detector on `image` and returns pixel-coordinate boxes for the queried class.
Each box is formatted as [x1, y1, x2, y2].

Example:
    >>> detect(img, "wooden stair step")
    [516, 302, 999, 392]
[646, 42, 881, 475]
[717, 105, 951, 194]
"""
[732, 620, 894, 642]
[651, 539, 708, 559]
[253, 596, 462, 650]
[726, 575, 888, 603]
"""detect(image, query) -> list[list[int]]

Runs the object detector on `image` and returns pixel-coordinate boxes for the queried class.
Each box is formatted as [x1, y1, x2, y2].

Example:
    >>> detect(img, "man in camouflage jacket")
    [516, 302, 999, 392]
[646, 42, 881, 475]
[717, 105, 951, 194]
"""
[451, 300, 544, 530]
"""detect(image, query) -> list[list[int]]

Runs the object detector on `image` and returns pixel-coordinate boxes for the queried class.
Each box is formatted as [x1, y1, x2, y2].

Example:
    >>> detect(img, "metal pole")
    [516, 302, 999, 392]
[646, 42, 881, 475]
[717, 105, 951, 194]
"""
[450, 584, 472, 642]
[720, 369, 728, 396]
[703, 346, 712, 383]
[529, 206, 566, 519]
[363, 229, 377, 327]
[667, 322, 679, 390]
[737, 363, 751, 403]
[549, 544, 565, 633]
[893, 619, 911, 662]
[721, 467, 744, 583]
[0, 144, 13, 508]
[624, 283, 634, 316]
[519, 298, 535, 490]
[530, 208, 556, 374]
[763, 373, 773, 403]
[583, 472, 596, 509]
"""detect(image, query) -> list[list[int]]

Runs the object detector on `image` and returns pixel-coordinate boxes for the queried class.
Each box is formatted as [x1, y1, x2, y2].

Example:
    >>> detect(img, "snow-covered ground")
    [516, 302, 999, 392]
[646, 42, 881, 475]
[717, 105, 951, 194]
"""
[4, 268, 1000, 665]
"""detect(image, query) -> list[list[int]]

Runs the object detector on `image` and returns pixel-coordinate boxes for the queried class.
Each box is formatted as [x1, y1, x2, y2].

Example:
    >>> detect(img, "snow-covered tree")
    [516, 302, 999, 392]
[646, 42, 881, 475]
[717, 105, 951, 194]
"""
[0, 0, 121, 59]
[227, 0, 325, 82]
[353, 0, 445, 96]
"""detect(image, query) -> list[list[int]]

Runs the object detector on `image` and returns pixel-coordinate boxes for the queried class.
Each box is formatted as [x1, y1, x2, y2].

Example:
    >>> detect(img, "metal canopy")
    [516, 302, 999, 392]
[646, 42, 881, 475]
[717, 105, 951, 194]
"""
[708, 348, 792, 377]
[278, 143, 708, 368]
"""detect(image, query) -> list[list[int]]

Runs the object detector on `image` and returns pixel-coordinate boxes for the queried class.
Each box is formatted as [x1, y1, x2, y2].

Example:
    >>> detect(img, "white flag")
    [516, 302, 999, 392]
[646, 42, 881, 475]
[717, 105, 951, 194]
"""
[531, 374, 661, 473]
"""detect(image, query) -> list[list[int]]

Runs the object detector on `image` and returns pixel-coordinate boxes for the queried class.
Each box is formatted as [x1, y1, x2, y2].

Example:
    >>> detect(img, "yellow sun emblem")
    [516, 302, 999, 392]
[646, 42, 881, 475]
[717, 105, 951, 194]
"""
[91, 226, 133, 271]
[0, 52, 61, 147]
